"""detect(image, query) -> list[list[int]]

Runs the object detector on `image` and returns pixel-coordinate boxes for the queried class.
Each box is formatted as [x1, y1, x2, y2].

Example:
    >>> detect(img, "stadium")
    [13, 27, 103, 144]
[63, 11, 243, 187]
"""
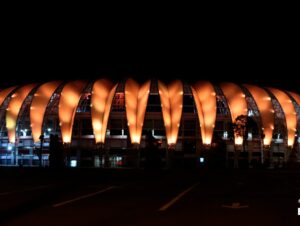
[0, 79, 299, 168]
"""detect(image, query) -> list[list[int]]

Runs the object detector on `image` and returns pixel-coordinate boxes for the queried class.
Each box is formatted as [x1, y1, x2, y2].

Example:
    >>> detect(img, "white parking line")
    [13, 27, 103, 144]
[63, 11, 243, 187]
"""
[159, 182, 200, 211]
[52, 186, 116, 208]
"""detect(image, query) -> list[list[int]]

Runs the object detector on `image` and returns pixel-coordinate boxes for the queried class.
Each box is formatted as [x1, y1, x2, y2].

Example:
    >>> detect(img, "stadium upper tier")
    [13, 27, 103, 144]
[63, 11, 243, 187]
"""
[0, 79, 299, 147]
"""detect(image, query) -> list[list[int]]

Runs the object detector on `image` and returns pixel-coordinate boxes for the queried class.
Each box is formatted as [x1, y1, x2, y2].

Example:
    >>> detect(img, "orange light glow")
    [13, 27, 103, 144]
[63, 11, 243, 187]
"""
[58, 80, 88, 143]
[288, 91, 300, 107]
[91, 79, 117, 144]
[30, 81, 62, 142]
[191, 81, 216, 145]
[220, 83, 248, 144]
[125, 79, 151, 144]
[6, 84, 37, 143]
[0, 86, 17, 107]
[235, 136, 243, 145]
[268, 87, 297, 147]
[263, 139, 270, 146]
[158, 80, 183, 145]
[220, 83, 248, 122]
[243, 84, 274, 146]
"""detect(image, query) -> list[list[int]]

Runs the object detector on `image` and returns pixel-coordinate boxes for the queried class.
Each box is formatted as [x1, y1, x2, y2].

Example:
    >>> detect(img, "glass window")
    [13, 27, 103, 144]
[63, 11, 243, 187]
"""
[146, 95, 161, 112]
[154, 129, 165, 136]
[110, 119, 122, 129]
[81, 119, 93, 135]
[154, 120, 164, 129]
[143, 120, 153, 129]
[183, 95, 194, 105]
[112, 93, 125, 111]
[148, 95, 161, 105]
[110, 129, 122, 136]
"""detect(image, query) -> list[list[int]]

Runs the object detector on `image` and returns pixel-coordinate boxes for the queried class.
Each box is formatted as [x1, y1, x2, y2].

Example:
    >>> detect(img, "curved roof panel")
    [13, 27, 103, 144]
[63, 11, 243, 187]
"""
[0, 79, 299, 148]
[158, 80, 183, 146]
[243, 84, 274, 146]
[6, 84, 37, 143]
[30, 81, 62, 142]
[58, 80, 88, 143]
[125, 79, 151, 144]
[0, 86, 17, 107]
[288, 91, 300, 107]
[268, 87, 297, 146]
[220, 82, 248, 144]
[191, 81, 216, 145]
[91, 79, 118, 144]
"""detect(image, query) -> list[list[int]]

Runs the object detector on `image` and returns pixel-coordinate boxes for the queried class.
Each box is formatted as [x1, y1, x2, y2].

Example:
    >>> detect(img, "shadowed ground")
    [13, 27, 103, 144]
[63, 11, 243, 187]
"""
[0, 167, 299, 226]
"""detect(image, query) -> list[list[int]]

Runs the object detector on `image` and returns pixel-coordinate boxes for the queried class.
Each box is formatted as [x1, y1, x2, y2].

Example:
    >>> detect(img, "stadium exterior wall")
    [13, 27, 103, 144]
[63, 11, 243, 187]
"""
[0, 79, 299, 168]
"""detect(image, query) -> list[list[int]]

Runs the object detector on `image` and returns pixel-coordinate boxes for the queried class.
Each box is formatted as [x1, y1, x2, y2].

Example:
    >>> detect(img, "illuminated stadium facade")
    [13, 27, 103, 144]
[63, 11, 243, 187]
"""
[0, 79, 299, 168]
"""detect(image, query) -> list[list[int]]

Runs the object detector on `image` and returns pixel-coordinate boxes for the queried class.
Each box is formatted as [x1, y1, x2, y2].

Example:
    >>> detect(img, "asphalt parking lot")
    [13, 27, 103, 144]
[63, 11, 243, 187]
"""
[0, 167, 299, 226]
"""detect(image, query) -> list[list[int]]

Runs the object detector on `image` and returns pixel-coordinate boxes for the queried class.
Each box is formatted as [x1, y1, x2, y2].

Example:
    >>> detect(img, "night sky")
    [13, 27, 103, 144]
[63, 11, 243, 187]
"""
[1, 21, 298, 93]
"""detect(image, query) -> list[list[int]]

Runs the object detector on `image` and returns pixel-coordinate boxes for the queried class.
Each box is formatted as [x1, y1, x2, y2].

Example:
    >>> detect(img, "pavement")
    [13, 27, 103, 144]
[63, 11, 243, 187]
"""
[0, 167, 299, 226]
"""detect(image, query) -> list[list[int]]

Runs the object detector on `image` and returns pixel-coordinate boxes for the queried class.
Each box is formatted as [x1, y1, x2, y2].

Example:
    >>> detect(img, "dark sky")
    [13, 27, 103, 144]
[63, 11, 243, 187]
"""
[1, 19, 299, 93]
